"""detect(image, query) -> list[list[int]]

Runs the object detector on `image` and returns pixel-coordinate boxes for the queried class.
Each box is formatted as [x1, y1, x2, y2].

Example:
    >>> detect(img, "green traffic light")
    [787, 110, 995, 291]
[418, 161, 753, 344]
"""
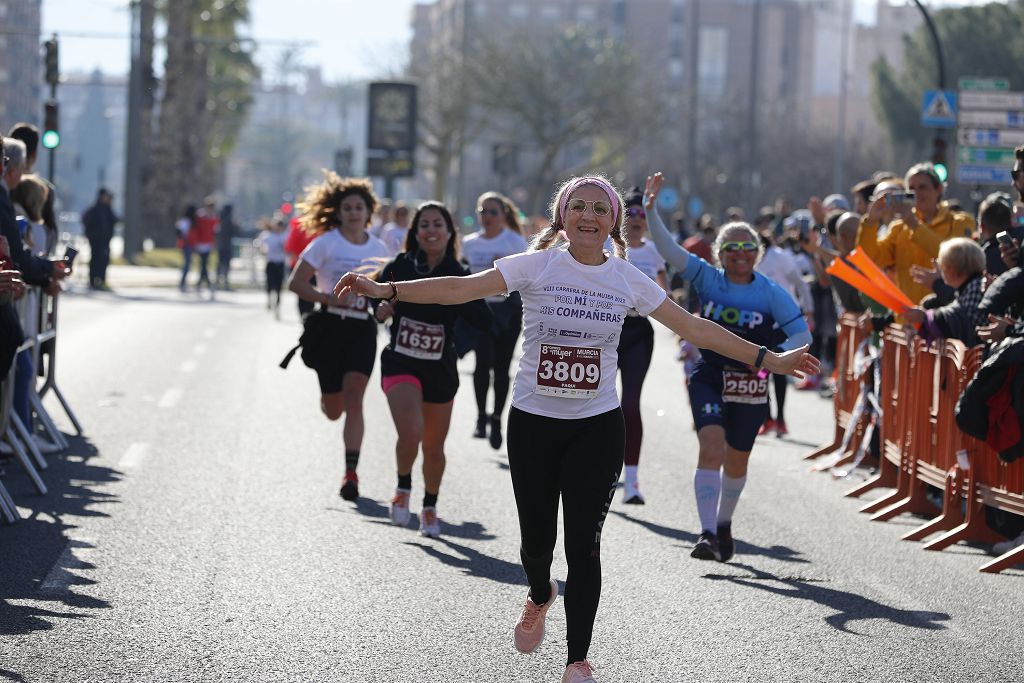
[41, 130, 60, 149]
[934, 163, 948, 183]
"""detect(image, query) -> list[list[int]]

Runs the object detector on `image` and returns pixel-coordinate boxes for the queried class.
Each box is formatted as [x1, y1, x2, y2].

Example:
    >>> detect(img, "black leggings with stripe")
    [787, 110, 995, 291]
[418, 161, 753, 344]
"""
[507, 406, 624, 665]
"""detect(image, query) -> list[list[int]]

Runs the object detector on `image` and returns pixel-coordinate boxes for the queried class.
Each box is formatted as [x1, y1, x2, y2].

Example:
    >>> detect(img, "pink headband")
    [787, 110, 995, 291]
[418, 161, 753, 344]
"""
[557, 177, 620, 226]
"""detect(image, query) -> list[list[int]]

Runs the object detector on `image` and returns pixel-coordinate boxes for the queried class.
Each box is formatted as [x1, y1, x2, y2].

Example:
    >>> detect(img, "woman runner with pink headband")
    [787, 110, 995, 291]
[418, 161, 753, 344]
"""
[335, 175, 818, 683]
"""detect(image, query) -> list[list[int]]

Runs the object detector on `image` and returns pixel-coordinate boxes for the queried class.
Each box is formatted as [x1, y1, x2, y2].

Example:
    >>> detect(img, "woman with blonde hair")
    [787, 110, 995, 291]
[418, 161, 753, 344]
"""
[287, 172, 390, 502]
[461, 190, 528, 449]
[335, 174, 817, 683]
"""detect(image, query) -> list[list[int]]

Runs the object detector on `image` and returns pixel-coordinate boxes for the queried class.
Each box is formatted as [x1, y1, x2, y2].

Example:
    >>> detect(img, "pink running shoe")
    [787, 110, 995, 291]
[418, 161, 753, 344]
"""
[512, 578, 558, 654]
[561, 660, 598, 683]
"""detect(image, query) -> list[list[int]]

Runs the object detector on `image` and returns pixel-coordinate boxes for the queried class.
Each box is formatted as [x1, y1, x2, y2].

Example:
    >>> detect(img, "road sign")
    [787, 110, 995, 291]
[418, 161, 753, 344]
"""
[922, 90, 957, 128]
[958, 77, 1009, 92]
[957, 146, 1017, 166]
[958, 110, 1024, 128]
[687, 195, 704, 218]
[956, 164, 1009, 185]
[958, 127, 1024, 147]
[959, 91, 1024, 111]
[658, 187, 679, 211]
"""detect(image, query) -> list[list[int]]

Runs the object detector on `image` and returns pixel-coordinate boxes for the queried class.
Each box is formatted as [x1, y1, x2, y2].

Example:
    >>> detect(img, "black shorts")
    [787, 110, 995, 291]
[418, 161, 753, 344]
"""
[687, 362, 769, 452]
[380, 348, 459, 404]
[266, 261, 285, 292]
[314, 314, 377, 394]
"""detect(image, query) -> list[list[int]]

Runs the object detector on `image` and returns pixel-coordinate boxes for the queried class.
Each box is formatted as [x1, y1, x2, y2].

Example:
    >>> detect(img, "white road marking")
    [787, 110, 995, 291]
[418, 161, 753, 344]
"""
[119, 442, 149, 469]
[157, 387, 183, 409]
[180, 360, 198, 374]
[39, 534, 97, 594]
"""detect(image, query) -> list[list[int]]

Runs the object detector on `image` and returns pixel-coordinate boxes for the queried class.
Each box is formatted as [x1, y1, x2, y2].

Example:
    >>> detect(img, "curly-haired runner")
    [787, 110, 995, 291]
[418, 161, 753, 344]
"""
[335, 174, 818, 683]
[287, 172, 390, 502]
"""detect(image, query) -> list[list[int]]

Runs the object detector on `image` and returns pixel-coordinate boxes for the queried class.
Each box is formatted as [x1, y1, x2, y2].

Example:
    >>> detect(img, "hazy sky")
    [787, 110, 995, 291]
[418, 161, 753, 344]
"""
[41, 0, 1003, 82]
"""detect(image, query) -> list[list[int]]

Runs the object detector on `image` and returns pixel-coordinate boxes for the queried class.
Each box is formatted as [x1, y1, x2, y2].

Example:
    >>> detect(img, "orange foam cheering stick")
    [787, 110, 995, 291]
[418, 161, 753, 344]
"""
[826, 257, 910, 314]
[846, 248, 915, 310]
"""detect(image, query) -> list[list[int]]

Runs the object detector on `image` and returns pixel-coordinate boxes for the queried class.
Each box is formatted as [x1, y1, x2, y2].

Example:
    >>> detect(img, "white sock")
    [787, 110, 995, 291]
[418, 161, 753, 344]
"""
[718, 474, 747, 526]
[624, 465, 638, 486]
[693, 468, 721, 533]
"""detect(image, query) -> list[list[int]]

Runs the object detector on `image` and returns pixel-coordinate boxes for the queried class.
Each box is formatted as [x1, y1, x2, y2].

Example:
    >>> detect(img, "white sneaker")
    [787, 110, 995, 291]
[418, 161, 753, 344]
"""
[419, 506, 441, 538]
[561, 660, 598, 683]
[992, 530, 1024, 555]
[622, 481, 645, 505]
[390, 488, 411, 527]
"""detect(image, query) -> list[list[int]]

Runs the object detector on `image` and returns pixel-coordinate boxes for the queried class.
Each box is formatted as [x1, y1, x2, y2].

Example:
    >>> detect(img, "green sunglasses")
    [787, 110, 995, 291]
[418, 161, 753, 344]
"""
[720, 241, 758, 252]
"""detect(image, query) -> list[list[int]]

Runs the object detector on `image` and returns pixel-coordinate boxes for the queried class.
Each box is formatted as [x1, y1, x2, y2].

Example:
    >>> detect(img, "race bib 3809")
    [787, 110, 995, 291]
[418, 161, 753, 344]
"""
[535, 344, 601, 399]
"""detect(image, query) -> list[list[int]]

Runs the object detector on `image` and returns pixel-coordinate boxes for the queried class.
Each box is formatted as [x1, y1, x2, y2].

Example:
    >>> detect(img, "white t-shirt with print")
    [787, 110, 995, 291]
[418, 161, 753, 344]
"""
[625, 240, 667, 283]
[496, 246, 668, 420]
[462, 227, 529, 302]
[299, 229, 389, 319]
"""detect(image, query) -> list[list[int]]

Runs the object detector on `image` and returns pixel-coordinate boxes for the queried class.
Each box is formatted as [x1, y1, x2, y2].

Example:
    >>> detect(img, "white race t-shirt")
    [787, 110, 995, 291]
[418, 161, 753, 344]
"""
[462, 227, 529, 302]
[625, 240, 667, 283]
[299, 229, 389, 319]
[496, 246, 668, 419]
[260, 230, 287, 264]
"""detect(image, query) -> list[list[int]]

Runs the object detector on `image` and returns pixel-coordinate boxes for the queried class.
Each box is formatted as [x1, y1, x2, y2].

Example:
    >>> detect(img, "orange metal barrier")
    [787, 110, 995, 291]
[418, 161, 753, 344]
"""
[816, 324, 1024, 573]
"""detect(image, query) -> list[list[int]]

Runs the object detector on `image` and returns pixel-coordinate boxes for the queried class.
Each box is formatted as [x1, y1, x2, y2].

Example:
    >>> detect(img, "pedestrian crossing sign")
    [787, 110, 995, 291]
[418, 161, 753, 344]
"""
[921, 90, 957, 129]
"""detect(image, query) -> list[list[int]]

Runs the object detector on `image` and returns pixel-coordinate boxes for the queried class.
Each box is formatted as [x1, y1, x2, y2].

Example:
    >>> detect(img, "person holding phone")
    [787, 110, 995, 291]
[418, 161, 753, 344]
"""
[335, 175, 818, 683]
[856, 162, 974, 305]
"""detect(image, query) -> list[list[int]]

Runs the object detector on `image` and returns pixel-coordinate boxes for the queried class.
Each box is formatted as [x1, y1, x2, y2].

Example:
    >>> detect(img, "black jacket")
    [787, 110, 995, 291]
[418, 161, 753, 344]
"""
[82, 201, 119, 244]
[978, 267, 1024, 321]
[955, 336, 1024, 462]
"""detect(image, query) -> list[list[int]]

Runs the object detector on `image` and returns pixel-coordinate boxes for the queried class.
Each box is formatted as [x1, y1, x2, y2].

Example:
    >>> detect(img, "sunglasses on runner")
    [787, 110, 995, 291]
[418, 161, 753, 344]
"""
[566, 198, 612, 217]
[626, 207, 646, 219]
[720, 241, 759, 252]
[478, 208, 501, 217]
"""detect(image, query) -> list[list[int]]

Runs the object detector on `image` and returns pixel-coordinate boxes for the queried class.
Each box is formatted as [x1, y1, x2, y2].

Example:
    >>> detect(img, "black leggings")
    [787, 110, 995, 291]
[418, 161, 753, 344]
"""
[473, 300, 522, 418]
[507, 406, 624, 665]
[616, 316, 654, 467]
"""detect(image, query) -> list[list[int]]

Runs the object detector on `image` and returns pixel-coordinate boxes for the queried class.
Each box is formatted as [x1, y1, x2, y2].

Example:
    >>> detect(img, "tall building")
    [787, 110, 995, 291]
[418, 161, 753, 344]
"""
[0, 0, 43, 130]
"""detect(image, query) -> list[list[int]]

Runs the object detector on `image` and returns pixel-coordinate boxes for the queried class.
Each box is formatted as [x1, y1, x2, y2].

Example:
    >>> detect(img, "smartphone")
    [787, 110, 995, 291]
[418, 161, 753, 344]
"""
[64, 246, 79, 268]
[884, 192, 915, 207]
[996, 231, 1015, 247]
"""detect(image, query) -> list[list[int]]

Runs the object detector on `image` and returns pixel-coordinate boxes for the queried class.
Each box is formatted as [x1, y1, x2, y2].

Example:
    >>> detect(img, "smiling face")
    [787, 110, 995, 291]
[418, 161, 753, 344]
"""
[563, 184, 614, 252]
[414, 207, 451, 259]
[717, 227, 759, 279]
[907, 172, 941, 215]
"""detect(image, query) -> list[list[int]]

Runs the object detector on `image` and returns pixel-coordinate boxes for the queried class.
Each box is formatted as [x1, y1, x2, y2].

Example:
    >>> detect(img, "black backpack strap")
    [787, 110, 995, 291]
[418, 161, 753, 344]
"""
[279, 343, 301, 369]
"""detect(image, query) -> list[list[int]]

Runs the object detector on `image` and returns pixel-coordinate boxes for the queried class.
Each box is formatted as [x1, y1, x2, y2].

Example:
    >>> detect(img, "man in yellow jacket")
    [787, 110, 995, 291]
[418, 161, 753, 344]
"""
[857, 162, 975, 305]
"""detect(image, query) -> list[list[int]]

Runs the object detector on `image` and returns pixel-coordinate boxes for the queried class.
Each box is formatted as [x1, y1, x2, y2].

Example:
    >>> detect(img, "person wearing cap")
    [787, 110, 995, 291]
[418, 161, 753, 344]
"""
[857, 162, 974, 305]
[334, 173, 818, 683]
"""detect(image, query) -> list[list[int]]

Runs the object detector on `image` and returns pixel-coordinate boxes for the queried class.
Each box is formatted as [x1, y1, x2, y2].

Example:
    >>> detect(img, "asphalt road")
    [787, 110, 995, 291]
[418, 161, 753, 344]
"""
[1, 285, 1021, 682]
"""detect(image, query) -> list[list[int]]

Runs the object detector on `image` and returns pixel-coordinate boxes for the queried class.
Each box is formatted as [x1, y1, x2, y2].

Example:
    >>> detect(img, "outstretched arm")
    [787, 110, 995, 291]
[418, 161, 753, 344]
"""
[335, 268, 508, 306]
[648, 297, 820, 378]
[643, 172, 691, 272]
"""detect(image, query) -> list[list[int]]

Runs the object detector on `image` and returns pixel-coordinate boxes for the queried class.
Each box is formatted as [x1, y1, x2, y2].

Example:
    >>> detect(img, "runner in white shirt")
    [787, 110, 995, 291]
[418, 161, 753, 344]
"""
[259, 218, 288, 317]
[335, 175, 818, 683]
[380, 202, 411, 256]
[460, 191, 529, 449]
[287, 173, 390, 502]
[615, 187, 668, 504]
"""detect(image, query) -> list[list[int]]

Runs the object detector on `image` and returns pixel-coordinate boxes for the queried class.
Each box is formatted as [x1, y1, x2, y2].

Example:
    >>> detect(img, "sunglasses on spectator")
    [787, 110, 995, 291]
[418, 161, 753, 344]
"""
[478, 208, 501, 216]
[566, 198, 612, 217]
[1012, 169, 1023, 181]
[626, 207, 646, 219]
[720, 241, 758, 252]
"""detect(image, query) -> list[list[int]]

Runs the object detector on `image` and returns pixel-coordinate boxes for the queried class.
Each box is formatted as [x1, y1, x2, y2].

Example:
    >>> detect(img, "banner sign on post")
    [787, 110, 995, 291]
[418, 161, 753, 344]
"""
[367, 82, 417, 178]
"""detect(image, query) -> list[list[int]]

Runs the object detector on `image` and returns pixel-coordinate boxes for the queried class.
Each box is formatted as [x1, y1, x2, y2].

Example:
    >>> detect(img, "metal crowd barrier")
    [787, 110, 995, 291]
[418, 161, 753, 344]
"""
[809, 319, 1024, 574]
[0, 286, 82, 523]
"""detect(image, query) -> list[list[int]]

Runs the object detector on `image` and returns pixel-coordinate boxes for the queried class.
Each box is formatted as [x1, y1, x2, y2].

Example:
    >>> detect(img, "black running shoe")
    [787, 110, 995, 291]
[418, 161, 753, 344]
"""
[488, 416, 503, 450]
[690, 531, 721, 561]
[473, 415, 487, 439]
[339, 472, 359, 501]
[717, 524, 734, 562]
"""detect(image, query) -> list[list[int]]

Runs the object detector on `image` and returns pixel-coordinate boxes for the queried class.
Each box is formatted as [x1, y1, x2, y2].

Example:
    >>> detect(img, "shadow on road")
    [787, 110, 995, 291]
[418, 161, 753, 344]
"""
[703, 563, 951, 634]
[610, 510, 810, 564]
[405, 537, 524, 586]
[0, 435, 116, 637]
[0, 668, 28, 682]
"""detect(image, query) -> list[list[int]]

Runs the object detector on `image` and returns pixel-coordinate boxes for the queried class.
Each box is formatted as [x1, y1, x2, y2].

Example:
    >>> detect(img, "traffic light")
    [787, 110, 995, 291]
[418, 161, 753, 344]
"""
[42, 101, 60, 149]
[43, 38, 59, 87]
[931, 136, 948, 183]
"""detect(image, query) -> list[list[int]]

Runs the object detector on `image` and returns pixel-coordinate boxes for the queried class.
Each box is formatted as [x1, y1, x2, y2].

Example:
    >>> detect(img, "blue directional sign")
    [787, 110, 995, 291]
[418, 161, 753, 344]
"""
[921, 90, 958, 128]
[957, 164, 1008, 185]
